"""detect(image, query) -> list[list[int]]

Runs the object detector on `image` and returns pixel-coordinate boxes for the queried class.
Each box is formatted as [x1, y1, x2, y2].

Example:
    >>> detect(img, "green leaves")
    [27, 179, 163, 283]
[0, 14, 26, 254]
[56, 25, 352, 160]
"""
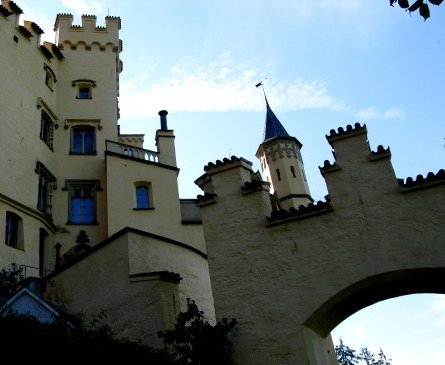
[158, 299, 236, 365]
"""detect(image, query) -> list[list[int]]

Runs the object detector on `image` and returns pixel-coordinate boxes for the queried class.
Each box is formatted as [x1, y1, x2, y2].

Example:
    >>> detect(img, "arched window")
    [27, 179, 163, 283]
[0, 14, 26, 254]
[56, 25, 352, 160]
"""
[71, 125, 95, 154]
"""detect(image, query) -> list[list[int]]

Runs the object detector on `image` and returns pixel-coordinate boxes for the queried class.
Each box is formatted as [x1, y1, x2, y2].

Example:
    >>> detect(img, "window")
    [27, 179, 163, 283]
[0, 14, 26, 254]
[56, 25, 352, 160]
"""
[66, 181, 100, 224]
[134, 182, 153, 210]
[71, 126, 95, 154]
[276, 169, 281, 181]
[78, 86, 91, 99]
[290, 166, 296, 178]
[35, 162, 56, 216]
[40, 111, 53, 149]
[136, 186, 149, 209]
[72, 79, 96, 99]
[43, 63, 56, 91]
[5, 212, 23, 249]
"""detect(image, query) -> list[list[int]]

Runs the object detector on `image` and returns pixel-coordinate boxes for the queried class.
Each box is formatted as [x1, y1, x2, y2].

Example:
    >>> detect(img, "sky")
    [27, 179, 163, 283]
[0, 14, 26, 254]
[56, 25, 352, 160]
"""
[12, 1, 445, 363]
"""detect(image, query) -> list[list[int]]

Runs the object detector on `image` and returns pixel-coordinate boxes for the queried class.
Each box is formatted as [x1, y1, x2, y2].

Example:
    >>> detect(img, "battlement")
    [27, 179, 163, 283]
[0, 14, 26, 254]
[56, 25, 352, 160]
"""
[326, 122, 367, 145]
[0, 2, 64, 63]
[196, 123, 444, 228]
[1, 0, 22, 15]
[398, 169, 445, 193]
[55, 13, 121, 51]
[266, 198, 333, 226]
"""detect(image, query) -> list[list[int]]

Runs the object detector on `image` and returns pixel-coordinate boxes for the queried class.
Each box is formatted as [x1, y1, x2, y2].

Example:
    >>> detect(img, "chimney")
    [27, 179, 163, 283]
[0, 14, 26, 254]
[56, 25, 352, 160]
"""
[159, 110, 168, 130]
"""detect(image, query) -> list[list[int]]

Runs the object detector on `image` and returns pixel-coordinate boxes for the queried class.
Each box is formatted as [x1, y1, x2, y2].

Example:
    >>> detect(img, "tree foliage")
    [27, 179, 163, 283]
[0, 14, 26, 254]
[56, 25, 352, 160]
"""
[335, 339, 392, 365]
[390, 0, 443, 21]
[0, 313, 174, 365]
[0, 263, 23, 300]
[158, 299, 237, 365]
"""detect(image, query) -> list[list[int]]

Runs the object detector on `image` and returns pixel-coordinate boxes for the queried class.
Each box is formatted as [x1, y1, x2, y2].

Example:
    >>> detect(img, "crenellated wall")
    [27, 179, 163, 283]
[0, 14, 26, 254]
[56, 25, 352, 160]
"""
[196, 123, 445, 365]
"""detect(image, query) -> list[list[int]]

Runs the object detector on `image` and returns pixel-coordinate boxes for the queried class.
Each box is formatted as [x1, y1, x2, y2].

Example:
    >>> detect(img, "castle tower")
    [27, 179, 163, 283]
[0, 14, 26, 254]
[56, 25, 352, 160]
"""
[255, 97, 313, 210]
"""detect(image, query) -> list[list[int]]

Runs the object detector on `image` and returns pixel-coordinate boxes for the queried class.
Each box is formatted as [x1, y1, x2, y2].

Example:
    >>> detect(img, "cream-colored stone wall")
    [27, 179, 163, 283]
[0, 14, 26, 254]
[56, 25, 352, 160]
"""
[0, 7, 60, 272]
[198, 126, 445, 365]
[106, 153, 207, 252]
[45, 229, 215, 346]
[0, 203, 56, 273]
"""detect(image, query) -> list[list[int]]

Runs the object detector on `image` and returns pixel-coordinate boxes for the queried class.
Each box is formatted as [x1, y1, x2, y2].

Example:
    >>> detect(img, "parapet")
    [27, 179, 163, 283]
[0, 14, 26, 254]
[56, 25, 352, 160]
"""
[0, 1, 64, 62]
[55, 13, 121, 51]
[326, 123, 367, 146]
[398, 169, 445, 193]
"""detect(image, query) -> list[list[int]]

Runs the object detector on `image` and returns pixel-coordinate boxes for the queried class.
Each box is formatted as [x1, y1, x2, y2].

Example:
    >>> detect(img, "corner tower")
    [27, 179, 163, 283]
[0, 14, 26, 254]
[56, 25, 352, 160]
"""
[255, 97, 313, 210]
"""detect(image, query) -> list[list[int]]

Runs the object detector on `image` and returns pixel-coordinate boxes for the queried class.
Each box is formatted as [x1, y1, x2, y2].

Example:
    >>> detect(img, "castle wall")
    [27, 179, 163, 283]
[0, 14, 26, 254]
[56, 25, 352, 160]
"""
[106, 153, 207, 253]
[197, 125, 445, 365]
[45, 228, 215, 347]
[0, 5, 61, 271]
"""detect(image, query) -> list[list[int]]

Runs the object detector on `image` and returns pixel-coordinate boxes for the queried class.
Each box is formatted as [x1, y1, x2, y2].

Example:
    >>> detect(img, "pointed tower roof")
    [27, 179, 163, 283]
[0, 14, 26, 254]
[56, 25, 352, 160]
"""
[263, 97, 289, 142]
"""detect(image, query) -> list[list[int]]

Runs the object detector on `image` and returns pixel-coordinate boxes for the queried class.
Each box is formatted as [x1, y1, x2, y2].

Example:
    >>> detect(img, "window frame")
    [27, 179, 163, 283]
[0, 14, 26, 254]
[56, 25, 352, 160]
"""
[72, 79, 96, 100]
[133, 182, 153, 210]
[65, 180, 101, 225]
[70, 125, 96, 155]
[35, 162, 57, 217]
[5, 212, 24, 250]
[43, 63, 56, 92]
[40, 110, 54, 150]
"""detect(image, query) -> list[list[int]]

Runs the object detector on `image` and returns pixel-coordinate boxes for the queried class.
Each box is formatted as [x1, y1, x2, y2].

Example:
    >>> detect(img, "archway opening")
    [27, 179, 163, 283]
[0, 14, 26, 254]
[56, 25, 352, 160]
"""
[303, 268, 445, 365]
[331, 294, 445, 365]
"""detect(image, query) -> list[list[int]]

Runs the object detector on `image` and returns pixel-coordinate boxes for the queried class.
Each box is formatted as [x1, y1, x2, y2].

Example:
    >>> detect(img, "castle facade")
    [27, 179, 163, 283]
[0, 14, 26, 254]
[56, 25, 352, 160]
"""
[1, 2, 445, 364]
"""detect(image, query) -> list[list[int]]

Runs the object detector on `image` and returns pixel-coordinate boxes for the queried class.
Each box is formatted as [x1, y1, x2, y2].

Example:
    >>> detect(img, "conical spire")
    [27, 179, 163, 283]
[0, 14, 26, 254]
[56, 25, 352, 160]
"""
[262, 96, 289, 142]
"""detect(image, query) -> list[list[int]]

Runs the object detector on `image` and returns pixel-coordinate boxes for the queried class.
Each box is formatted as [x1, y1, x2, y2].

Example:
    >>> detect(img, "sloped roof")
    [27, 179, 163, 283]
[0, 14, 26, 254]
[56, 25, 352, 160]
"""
[263, 97, 289, 142]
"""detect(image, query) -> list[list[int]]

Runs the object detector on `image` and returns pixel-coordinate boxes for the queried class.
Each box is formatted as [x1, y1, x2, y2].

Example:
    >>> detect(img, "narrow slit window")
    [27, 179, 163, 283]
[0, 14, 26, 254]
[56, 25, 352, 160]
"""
[290, 166, 296, 178]
[276, 169, 281, 181]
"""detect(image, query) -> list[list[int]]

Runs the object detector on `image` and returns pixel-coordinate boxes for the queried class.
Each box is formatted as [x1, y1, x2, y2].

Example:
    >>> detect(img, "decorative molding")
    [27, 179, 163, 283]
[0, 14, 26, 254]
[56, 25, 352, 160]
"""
[36, 97, 58, 124]
[71, 79, 96, 88]
[63, 119, 102, 130]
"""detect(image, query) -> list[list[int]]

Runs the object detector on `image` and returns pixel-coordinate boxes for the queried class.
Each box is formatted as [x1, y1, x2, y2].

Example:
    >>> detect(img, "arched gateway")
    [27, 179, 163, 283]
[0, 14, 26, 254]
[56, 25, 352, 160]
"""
[195, 103, 445, 365]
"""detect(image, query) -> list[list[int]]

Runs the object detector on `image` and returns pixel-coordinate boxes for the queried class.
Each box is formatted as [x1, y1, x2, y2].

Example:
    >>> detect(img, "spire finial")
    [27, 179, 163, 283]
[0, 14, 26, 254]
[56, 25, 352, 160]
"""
[256, 80, 289, 142]
[255, 78, 268, 103]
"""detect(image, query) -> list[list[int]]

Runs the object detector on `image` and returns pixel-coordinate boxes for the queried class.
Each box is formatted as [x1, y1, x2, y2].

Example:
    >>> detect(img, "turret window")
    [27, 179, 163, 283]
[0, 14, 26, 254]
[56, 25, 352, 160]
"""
[276, 169, 281, 181]
[290, 166, 296, 178]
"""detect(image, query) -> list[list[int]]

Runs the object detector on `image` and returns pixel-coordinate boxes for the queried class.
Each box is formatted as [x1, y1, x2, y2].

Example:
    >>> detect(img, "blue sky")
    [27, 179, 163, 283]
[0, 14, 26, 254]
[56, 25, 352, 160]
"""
[15, 1, 445, 363]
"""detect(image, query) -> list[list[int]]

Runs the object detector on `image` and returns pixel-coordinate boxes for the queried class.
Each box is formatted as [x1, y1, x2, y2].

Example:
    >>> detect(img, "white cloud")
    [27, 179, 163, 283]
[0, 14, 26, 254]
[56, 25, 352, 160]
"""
[119, 56, 348, 118]
[356, 106, 404, 121]
[357, 107, 380, 120]
[383, 107, 404, 120]
[62, 0, 107, 16]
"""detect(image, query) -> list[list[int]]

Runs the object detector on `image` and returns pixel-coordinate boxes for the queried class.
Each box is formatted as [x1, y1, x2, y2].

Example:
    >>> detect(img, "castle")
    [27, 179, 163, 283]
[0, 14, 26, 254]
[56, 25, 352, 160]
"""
[1, 2, 444, 364]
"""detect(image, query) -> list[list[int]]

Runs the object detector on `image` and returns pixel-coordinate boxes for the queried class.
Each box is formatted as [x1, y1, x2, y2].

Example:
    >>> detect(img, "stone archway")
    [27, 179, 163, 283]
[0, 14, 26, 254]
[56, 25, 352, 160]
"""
[305, 268, 445, 338]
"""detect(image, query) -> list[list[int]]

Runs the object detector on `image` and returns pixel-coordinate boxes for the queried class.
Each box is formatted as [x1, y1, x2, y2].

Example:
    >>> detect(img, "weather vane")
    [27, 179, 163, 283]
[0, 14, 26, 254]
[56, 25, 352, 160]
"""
[255, 78, 268, 98]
